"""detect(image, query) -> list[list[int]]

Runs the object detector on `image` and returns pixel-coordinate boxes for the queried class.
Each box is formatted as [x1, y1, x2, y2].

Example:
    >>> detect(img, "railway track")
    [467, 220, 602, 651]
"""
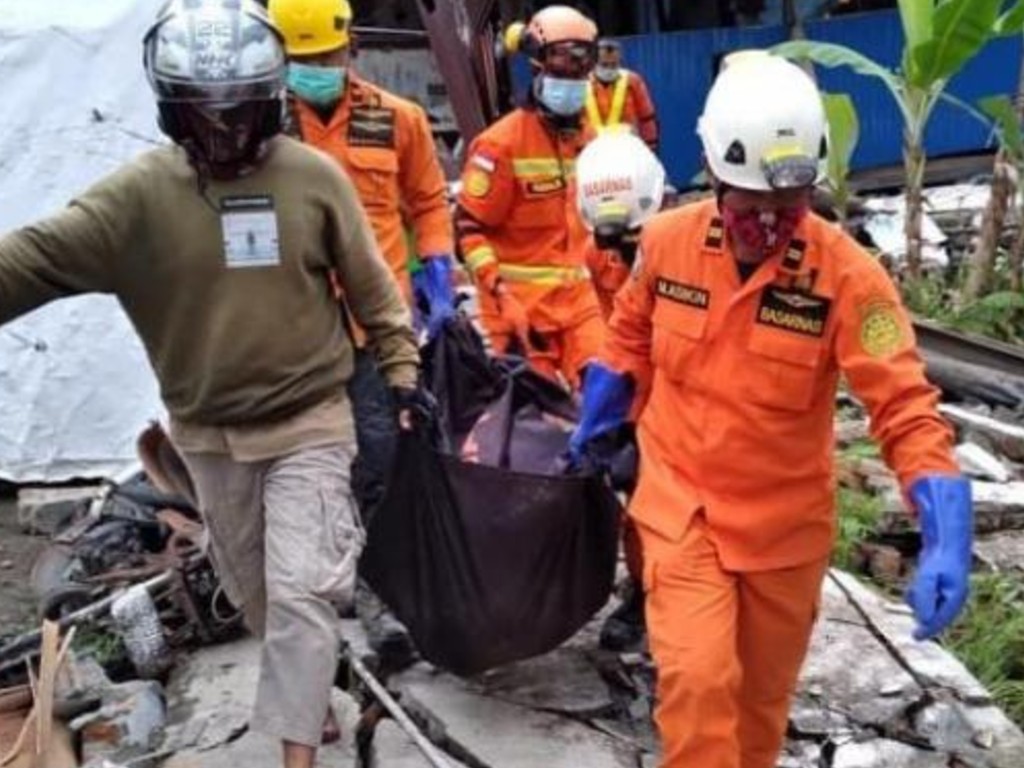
[913, 318, 1024, 380]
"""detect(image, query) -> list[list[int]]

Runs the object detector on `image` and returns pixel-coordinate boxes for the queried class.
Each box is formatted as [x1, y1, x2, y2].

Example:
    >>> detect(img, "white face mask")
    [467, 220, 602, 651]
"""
[537, 76, 588, 117]
[595, 65, 619, 84]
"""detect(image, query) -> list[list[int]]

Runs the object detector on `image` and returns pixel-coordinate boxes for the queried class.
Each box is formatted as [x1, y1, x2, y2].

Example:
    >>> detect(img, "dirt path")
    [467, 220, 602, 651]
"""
[0, 488, 47, 637]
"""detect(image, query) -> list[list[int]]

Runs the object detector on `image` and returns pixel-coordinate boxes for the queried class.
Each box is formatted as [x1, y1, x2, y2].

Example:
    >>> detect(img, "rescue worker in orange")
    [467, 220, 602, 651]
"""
[268, 0, 456, 667]
[269, 0, 454, 505]
[568, 54, 973, 768]
[575, 130, 666, 650]
[586, 39, 658, 152]
[456, 5, 602, 391]
[268, 0, 455, 334]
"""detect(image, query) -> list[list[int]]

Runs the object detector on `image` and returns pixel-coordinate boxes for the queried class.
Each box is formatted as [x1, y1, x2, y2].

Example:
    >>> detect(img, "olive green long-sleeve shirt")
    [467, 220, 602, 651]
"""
[0, 136, 418, 426]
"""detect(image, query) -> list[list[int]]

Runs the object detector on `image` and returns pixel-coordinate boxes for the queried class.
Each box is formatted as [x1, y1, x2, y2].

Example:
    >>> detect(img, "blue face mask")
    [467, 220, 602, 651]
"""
[538, 76, 588, 117]
[287, 62, 346, 107]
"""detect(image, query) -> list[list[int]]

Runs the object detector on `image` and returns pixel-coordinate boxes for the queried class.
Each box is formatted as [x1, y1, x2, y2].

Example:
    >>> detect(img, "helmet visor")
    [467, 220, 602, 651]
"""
[542, 40, 596, 78]
[146, 1, 285, 103]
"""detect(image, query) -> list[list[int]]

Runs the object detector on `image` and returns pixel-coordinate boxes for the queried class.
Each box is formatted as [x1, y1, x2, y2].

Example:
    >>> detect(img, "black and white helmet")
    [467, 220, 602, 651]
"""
[143, 0, 288, 169]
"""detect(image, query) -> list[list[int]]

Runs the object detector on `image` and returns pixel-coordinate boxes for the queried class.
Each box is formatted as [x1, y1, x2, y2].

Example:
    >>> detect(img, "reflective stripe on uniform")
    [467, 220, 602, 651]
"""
[466, 245, 497, 272]
[586, 71, 630, 129]
[498, 263, 590, 286]
[511, 157, 576, 178]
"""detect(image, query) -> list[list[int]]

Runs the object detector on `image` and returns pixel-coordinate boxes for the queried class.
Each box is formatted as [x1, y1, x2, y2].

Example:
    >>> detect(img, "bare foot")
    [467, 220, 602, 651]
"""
[322, 705, 341, 745]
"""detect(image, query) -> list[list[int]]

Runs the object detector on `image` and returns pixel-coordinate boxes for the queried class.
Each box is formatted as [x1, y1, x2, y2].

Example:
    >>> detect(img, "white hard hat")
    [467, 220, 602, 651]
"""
[697, 53, 827, 191]
[576, 128, 666, 232]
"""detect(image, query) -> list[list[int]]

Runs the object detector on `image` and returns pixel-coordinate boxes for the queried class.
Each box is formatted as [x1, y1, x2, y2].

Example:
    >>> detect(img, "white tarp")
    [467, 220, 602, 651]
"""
[0, 0, 167, 482]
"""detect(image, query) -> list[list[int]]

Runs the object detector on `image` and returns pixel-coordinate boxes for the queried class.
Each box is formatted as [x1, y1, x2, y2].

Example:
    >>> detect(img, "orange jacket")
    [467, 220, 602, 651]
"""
[585, 241, 630, 320]
[605, 200, 957, 571]
[456, 107, 599, 330]
[289, 75, 453, 298]
[586, 70, 658, 151]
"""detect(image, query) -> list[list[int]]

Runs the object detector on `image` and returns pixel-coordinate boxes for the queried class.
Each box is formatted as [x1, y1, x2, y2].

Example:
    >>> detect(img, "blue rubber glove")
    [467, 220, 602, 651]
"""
[412, 256, 456, 340]
[905, 475, 973, 641]
[567, 362, 635, 468]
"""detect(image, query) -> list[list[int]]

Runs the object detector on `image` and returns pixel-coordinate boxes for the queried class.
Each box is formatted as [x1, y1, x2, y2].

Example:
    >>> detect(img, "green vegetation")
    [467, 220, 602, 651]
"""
[833, 486, 884, 571]
[834, 447, 1024, 727]
[947, 573, 1024, 726]
[775, 0, 1024, 277]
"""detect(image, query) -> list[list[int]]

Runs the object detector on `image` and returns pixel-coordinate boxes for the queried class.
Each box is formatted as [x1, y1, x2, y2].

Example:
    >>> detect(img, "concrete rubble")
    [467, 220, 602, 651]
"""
[127, 568, 1022, 768]
[6, 365, 1024, 768]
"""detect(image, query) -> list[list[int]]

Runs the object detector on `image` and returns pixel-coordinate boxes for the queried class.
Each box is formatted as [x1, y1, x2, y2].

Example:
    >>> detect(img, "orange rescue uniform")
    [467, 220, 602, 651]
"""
[586, 70, 658, 151]
[585, 242, 631, 320]
[456, 107, 604, 389]
[288, 74, 453, 300]
[604, 199, 958, 768]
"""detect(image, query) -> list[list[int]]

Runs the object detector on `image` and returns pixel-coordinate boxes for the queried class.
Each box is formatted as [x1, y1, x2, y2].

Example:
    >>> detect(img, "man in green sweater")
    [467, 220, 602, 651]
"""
[0, 3, 419, 767]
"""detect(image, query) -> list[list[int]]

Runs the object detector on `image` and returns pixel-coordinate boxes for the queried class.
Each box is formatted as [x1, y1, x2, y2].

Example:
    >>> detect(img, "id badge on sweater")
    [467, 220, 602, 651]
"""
[220, 195, 281, 268]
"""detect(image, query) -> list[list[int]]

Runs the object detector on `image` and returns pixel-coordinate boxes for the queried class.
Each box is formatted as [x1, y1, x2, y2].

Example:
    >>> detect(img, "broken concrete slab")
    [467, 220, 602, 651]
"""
[159, 633, 363, 766]
[956, 442, 1013, 483]
[466, 648, 613, 718]
[829, 571, 991, 703]
[940, 405, 1024, 462]
[162, 688, 359, 768]
[54, 652, 110, 720]
[776, 741, 824, 768]
[368, 719, 470, 768]
[159, 636, 259, 754]
[798, 583, 921, 728]
[879, 479, 1024, 534]
[71, 679, 165, 766]
[973, 531, 1024, 573]
[831, 738, 948, 767]
[392, 664, 638, 768]
[915, 700, 1024, 768]
[971, 481, 1024, 532]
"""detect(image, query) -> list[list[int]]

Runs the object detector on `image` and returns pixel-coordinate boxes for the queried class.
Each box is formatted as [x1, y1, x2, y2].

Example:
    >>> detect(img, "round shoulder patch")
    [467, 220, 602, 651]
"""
[464, 169, 492, 198]
[859, 301, 904, 358]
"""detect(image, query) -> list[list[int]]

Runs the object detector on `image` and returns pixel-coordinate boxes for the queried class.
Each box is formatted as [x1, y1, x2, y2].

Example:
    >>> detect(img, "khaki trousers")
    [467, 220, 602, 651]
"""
[181, 442, 363, 747]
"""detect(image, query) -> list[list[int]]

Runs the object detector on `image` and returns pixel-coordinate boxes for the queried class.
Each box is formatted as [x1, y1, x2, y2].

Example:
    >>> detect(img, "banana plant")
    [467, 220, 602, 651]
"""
[774, 0, 1024, 279]
[969, 90, 1024, 297]
[821, 92, 860, 230]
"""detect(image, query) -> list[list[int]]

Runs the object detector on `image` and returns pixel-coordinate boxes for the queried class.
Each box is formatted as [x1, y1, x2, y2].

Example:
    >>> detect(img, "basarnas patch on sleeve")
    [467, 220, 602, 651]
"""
[464, 168, 492, 198]
[859, 299, 905, 358]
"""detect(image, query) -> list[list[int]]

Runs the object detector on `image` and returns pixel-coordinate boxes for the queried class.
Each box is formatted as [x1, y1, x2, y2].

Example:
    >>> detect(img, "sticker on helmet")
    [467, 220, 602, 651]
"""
[859, 300, 904, 358]
[465, 169, 492, 198]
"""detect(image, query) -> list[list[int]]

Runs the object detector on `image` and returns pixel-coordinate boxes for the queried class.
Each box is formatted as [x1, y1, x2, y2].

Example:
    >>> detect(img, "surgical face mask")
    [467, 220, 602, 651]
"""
[538, 76, 588, 117]
[721, 203, 808, 256]
[286, 62, 346, 107]
[595, 65, 619, 84]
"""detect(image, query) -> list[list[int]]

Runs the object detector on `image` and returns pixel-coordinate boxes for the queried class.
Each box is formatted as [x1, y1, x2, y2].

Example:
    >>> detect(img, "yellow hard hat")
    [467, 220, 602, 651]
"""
[268, 0, 352, 56]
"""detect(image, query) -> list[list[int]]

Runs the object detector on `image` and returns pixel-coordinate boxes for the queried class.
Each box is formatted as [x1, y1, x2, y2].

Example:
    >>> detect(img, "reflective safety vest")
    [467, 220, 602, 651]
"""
[586, 71, 630, 130]
[455, 107, 599, 330]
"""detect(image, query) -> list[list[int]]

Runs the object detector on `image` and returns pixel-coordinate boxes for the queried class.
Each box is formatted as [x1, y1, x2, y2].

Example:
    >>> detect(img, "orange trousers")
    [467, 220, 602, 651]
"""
[639, 514, 828, 768]
[484, 311, 605, 392]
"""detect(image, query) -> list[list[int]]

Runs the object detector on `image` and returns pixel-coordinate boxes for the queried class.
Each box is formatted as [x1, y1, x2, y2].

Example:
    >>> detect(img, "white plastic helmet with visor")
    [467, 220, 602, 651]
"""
[697, 53, 827, 192]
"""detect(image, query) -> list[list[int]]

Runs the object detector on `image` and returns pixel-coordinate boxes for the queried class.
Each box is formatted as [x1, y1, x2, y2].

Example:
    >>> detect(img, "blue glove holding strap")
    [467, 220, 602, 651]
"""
[905, 474, 973, 640]
[567, 362, 635, 469]
[412, 256, 456, 340]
